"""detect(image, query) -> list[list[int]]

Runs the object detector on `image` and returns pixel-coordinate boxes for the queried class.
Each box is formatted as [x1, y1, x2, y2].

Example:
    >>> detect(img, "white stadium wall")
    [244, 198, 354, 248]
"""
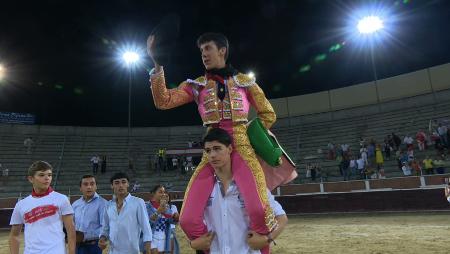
[269, 63, 450, 119]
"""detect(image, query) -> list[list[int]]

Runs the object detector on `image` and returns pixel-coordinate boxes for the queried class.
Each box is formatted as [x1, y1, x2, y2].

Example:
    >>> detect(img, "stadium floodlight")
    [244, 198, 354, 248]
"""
[122, 51, 140, 65]
[357, 16, 383, 34]
[0, 64, 5, 81]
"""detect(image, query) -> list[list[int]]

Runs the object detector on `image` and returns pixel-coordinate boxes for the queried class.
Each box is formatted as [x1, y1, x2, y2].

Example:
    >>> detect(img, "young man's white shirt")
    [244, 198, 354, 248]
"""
[204, 178, 285, 254]
[10, 191, 74, 254]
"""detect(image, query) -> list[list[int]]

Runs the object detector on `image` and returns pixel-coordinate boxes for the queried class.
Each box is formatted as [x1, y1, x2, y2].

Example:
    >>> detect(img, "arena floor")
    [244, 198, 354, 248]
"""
[1, 212, 449, 253]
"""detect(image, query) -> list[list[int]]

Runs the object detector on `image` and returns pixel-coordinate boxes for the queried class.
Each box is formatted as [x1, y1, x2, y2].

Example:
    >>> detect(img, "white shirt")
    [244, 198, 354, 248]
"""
[402, 165, 412, 176]
[403, 136, 413, 144]
[204, 179, 285, 254]
[170, 204, 178, 230]
[438, 126, 448, 135]
[101, 194, 152, 254]
[10, 191, 74, 254]
[356, 159, 365, 169]
[349, 160, 356, 168]
[91, 156, 99, 164]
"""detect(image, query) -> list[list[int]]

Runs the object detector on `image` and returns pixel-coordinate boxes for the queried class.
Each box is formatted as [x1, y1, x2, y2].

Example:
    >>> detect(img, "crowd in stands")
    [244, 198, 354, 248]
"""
[312, 119, 450, 182]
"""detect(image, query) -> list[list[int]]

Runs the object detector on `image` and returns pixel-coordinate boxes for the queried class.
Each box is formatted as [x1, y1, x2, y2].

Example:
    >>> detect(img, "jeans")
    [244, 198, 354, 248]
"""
[76, 240, 102, 254]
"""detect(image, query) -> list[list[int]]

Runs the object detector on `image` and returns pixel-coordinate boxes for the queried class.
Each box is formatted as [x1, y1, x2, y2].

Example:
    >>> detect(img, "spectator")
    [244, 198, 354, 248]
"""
[342, 155, 350, 181]
[367, 139, 376, 160]
[185, 156, 194, 171]
[429, 119, 439, 134]
[411, 159, 422, 176]
[407, 147, 414, 162]
[327, 142, 335, 160]
[167, 194, 180, 254]
[99, 173, 152, 253]
[422, 156, 434, 175]
[401, 162, 412, 176]
[23, 137, 34, 154]
[171, 156, 179, 171]
[158, 148, 166, 173]
[305, 162, 311, 180]
[146, 185, 179, 254]
[9, 161, 76, 254]
[433, 157, 446, 174]
[128, 157, 136, 176]
[101, 155, 107, 174]
[383, 139, 392, 160]
[90, 155, 100, 174]
[1, 163, 8, 176]
[165, 182, 174, 191]
[315, 162, 326, 182]
[445, 178, 450, 203]
[360, 146, 368, 166]
[416, 130, 427, 151]
[356, 157, 365, 179]
[359, 137, 366, 148]
[72, 175, 107, 254]
[131, 180, 141, 193]
[387, 135, 395, 151]
[403, 134, 414, 150]
[399, 151, 409, 165]
[392, 133, 402, 151]
[341, 143, 350, 155]
[349, 157, 357, 180]
[1, 163, 9, 185]
[365, 166, 377, 179]
[375, 144, 384, 171]
[438, 123, 449, 147]
[336, 153, 343, 176]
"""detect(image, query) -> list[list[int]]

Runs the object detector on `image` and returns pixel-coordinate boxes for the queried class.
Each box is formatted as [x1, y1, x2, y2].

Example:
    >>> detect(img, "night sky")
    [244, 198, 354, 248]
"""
[0, 0, 449, 127]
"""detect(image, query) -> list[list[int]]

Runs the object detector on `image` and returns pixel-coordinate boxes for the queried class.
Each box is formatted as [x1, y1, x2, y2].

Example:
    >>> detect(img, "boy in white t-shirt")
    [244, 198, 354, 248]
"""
[9, 161, 76, 254]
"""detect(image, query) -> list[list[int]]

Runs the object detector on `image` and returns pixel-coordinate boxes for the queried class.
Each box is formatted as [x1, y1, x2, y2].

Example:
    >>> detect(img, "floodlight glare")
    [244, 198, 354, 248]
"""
[248, 71, 255, 78]
[357, 16, 383, 34]
[122, 51, 140, 65]
[0, 64, 5, 80]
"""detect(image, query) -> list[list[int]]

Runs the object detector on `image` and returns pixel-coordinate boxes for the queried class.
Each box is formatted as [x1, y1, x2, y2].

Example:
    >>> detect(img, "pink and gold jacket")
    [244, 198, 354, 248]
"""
[150, 68, 276, 129]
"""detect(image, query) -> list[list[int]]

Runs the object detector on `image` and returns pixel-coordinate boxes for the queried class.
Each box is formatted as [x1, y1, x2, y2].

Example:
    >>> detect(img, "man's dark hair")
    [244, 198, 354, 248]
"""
[110, 172, 129, 184]
[197, 32, 229, 60]
[79, 174, 96, 186]
[203, 128, 232, 147]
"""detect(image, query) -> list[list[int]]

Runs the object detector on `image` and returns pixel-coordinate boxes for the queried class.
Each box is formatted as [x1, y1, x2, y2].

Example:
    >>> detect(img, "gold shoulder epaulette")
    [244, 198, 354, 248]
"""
[186, 76, 207, 86]
[233, 73, 256, 87]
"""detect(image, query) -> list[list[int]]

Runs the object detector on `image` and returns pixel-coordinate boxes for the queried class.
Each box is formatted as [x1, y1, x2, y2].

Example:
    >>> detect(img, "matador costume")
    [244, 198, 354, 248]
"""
[150, 65, 296, 254]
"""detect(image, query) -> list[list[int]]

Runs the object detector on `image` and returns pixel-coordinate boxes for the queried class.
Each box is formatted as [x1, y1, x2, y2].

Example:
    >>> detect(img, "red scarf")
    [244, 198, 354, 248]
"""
[206, 73, 226, 85]
[32, 187, 53, 198]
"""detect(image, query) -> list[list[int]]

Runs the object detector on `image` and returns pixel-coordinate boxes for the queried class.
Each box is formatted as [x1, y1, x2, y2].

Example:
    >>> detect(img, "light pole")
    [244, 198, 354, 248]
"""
[357, 15, 384, 110]
[122, 51, 140, 140]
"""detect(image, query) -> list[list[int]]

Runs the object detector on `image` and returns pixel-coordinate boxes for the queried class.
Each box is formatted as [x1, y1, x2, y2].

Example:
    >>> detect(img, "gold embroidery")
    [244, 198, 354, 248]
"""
[195, 76, 207, 85]
[150, 69, 193, 110]
[232, 101, 244, 110]
[232, 124, 278, 231]
[247, 83, 276, 129]
[233, 73, 256, 87]
[200, 81, 220, 125]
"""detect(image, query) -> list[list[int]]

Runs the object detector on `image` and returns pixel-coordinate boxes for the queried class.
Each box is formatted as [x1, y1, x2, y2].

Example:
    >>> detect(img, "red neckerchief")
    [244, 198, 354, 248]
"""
[32, 187, 53, 198]
[206, 73, 226, 85]
[150, 200, 173, 218]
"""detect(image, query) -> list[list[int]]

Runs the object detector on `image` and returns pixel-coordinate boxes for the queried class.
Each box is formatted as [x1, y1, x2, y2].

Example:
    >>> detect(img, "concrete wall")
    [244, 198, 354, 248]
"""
[269, 63, 450, 119]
